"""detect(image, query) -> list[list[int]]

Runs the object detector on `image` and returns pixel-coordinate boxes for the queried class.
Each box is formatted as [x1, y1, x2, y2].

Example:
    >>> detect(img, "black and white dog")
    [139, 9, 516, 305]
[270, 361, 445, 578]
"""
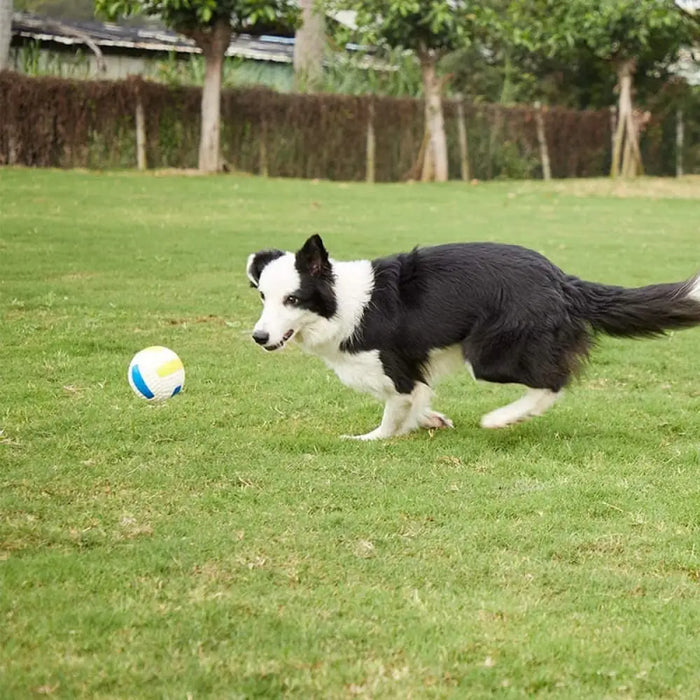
[247, 235, 700, 440]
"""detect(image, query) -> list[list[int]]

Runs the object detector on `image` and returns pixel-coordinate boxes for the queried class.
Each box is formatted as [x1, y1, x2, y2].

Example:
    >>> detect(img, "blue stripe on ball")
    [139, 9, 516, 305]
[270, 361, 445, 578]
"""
[131, 364, 155, 399]
[171, 385, 182, 397]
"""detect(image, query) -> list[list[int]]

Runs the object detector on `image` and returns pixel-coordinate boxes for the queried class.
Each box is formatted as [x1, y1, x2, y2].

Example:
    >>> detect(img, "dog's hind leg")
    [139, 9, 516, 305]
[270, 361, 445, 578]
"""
[480, 388, 560, 429]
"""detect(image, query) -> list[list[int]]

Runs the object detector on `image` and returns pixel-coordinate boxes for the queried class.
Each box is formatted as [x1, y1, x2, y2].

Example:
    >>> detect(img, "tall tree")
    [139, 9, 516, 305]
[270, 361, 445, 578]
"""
[294, 0, 325, 91]
[332, 1, 494, 182]
[510, 0, 695, 177]
[96, 0, 298, 173]
[0, 0, 12, 71]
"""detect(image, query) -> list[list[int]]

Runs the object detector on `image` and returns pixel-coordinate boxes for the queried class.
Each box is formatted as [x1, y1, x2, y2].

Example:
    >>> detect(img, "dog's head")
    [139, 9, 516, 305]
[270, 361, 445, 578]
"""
[247, 235, 337, 351]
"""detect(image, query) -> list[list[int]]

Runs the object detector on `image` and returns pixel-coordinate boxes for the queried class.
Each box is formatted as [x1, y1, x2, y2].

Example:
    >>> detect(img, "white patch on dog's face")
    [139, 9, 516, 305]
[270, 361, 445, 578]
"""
[252, 254, 313, 351]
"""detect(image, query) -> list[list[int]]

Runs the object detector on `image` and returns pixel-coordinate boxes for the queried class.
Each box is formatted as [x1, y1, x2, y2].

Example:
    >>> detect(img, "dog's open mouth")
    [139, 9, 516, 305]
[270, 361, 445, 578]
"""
[265, 329, 294, 351]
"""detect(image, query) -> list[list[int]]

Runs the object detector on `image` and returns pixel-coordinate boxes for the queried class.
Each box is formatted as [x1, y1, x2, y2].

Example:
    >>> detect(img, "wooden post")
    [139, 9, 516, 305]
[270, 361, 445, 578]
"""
[676, 108, 684, 178]
[486, 107, 494, 181]
[259, 118, 269, 177]
[135, 96, 146, 171]
[609, 106, 617, 156]
[456, 96, 470, 182]
[534, 100, 551, 180]
[366, 98, 375, 183]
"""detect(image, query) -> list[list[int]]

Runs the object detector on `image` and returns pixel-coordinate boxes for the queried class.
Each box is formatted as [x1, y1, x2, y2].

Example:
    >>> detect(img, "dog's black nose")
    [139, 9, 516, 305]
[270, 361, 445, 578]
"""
[252, 330, 269, 346]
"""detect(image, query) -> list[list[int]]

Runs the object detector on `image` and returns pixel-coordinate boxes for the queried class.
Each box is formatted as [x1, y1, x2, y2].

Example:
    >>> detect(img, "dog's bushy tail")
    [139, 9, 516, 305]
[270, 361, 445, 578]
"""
[568, 275, 700, 338]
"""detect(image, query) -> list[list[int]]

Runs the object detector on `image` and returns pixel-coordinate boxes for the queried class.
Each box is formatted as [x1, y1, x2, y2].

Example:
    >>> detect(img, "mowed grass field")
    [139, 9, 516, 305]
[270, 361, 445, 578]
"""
[1, 169, 699, 698]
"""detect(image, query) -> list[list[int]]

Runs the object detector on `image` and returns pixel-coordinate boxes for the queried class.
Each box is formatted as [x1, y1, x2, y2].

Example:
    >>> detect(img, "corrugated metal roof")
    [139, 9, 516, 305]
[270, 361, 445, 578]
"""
[12, 12, 296, 63]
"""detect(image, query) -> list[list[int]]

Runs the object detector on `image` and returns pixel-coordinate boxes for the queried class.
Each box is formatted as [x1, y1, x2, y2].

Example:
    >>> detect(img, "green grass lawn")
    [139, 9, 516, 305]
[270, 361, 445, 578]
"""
[1, 169, 699, 698]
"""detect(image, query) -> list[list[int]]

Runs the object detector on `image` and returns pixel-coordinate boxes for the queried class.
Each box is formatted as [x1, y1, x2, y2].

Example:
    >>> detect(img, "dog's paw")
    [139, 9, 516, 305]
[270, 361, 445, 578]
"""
[419, 411, 454, 430]
[340, 428, 385, 441]
[480, 409, 522, 429]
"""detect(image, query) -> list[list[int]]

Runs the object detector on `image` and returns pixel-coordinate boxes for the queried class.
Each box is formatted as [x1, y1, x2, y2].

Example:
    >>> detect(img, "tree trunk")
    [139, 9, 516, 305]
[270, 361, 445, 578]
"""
[610, 58, 642, 179]
[0, 0, 13, 72]
[419, 51, 448, 182]
[188, 18, 231, 173]
[293, 0, 325, 92]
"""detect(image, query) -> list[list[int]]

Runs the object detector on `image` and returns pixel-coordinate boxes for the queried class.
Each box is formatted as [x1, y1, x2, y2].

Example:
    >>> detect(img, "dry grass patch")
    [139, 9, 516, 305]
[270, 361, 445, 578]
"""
[514, 175, 700, 199]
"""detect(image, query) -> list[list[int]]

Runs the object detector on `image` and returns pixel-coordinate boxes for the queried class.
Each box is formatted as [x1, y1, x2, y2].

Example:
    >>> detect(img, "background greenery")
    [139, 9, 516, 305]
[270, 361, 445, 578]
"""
[13, 0, 699, 107]
[1, 169, 699, 697]
[9, 0, 699, 180]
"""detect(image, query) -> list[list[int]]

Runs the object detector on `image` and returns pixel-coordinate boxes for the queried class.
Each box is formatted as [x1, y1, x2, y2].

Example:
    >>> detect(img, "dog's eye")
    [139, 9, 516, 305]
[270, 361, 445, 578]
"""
[285, 295, 299, 306]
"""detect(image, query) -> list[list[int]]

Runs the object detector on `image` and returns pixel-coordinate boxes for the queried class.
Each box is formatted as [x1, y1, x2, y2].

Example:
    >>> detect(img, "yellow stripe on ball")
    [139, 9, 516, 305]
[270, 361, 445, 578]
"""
[157, 358, 184, 377]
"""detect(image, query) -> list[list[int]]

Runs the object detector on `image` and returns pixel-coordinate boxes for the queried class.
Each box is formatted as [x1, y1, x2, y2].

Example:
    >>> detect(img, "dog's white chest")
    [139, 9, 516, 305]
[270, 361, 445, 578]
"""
[322, 349, 395, 400]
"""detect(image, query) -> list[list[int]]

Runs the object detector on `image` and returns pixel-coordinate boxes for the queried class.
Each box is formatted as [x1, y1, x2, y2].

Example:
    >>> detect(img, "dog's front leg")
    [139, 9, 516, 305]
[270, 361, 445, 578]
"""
[342, 393, 413, 441]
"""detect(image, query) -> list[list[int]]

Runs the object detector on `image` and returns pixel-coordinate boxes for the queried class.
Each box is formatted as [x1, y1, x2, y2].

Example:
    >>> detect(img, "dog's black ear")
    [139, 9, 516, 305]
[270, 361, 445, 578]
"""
[296, 235, 331, 278]
[246, 249, 284, 288]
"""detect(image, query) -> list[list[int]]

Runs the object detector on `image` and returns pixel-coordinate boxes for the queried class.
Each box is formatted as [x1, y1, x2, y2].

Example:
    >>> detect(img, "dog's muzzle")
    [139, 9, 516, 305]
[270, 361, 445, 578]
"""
[252, 329, 294, 351]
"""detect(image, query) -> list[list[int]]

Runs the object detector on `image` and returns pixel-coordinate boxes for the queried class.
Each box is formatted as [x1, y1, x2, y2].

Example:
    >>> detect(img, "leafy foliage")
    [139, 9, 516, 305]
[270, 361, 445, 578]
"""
[571, 0, 691, 64]
[509, 0, 694, 68]
[95, 0, 299, 36]
[322, 48, 422, 96]
[443, 0, 697, 108]
[331, 0, 498, 56]
[15, 0, 98, 20]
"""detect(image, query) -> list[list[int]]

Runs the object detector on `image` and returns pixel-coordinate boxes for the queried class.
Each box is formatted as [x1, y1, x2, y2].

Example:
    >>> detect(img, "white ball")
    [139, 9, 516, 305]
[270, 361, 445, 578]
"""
[128, 346, 185, 401]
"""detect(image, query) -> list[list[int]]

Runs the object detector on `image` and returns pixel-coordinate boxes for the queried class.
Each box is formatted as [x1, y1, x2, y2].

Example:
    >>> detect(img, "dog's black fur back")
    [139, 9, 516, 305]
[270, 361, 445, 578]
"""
[341, 243, 700, 394]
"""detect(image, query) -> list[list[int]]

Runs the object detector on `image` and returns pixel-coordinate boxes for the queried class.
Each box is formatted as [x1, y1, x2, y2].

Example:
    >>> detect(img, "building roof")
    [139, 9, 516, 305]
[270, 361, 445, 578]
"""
[11, 12, 297, 63]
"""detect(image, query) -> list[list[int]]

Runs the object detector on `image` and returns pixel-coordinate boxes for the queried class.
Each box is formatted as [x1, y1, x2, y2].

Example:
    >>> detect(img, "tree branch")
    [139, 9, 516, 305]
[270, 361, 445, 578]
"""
[44, 18, 107, 72]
